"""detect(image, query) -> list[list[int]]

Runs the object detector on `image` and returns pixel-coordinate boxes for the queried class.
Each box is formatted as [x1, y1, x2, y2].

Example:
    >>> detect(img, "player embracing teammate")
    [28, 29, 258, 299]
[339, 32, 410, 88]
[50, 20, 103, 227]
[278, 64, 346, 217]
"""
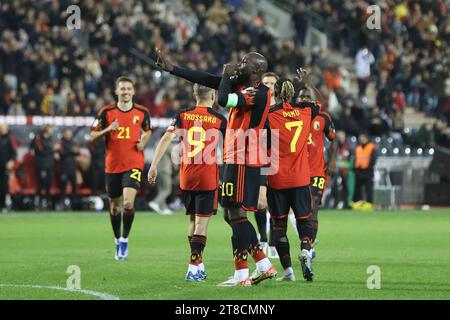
[151, 47, 335, 283]
[154, 49, 277, 286]
[266, 77, 320, 281]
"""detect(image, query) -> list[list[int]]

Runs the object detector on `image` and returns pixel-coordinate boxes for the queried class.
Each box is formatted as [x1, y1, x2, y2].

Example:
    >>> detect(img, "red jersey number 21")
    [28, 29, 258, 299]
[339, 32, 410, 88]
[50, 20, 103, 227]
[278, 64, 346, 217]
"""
[117, 127, 130, 139]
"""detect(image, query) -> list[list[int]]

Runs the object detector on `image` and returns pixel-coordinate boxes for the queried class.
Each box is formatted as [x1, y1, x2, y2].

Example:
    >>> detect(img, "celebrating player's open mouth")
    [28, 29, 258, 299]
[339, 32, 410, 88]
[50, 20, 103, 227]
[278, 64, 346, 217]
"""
[121, 94, 132, 102]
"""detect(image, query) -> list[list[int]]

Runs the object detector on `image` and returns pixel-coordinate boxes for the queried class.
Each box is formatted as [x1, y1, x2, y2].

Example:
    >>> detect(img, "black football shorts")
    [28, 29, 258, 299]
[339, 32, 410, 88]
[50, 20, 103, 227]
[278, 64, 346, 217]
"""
[219, 164, 260, 212]
[105, 168, 142, 198]
[182, 189, 218, 216]
[267, 185, 313, 220]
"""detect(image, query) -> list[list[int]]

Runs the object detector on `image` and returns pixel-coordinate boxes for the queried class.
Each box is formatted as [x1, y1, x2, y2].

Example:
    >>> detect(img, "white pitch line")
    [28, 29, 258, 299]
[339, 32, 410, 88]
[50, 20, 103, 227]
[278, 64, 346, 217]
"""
[0, 284, 120, 300]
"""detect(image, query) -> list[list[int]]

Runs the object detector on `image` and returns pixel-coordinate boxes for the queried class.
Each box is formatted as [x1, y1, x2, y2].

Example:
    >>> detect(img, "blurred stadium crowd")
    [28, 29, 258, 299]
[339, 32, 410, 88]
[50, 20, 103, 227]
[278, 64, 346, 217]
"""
[0, 0, 449, 210]
[1, 0, 450, 139]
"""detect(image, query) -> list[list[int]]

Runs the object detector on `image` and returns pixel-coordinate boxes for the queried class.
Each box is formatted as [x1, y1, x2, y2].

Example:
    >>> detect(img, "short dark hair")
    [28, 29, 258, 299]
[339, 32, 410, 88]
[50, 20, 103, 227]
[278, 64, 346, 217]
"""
[193, 83, 214, 99]
[262, 72, 279, 80]
[115, 76, 135, 87]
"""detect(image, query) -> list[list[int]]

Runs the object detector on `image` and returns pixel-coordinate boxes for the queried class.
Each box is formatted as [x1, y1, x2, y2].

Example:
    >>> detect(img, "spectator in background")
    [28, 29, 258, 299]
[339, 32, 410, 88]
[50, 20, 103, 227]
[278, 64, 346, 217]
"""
[291, 2, 308, 46]
[206, 0, 230, 25]
[328, 130, 352, 209]
[388, 109, 405, 133]
[25, 100, 40, 116]
[391, 85, 406, 112]
[353, 133, 377, 204]
[433, 119, 450, 148]
[323, 64, 342, 92]
[376, 70, 392, 112]
[369, 107, 389, 137]
[88, 138, 106, 195]
[0, 78, 8, 114]
[148, 135, 174, 216]
[0, 124, 17, 212]
[31, 125, 58, 210]
[351, 101, 369, 129]
[355, 46, 375, 100]
[58, 128, 79, 210]
[337, 107, 363, 137]
[407, 74, 426, 109]
[414, 122, 434, 148]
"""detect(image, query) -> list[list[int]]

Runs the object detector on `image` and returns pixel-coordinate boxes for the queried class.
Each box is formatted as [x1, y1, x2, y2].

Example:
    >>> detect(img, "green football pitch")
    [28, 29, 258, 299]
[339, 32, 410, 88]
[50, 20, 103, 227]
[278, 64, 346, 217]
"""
[0, 210, 449, 300]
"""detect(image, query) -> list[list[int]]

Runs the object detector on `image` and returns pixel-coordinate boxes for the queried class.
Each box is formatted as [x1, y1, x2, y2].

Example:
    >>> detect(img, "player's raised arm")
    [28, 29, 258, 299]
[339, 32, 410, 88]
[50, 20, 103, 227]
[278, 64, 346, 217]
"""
[217, 64, 255, 109]
[296, 68, 326, 107]
[155, 48, 221, 89]
[147, 131, 176, 184]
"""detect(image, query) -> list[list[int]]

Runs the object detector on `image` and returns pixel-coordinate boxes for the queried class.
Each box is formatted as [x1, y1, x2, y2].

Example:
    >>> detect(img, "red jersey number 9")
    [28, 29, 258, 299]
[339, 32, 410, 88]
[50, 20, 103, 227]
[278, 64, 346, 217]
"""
[187, 127, 206, 157]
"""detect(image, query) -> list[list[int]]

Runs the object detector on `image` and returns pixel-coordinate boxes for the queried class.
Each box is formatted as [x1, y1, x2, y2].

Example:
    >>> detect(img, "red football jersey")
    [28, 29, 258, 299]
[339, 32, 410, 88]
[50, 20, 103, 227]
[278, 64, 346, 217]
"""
[308, 108, 336, 177]
[167, 106, 227, 191]
[91, 103, 151, 173]
[224, 82, 271, 167]
[267, 102, 319, 189]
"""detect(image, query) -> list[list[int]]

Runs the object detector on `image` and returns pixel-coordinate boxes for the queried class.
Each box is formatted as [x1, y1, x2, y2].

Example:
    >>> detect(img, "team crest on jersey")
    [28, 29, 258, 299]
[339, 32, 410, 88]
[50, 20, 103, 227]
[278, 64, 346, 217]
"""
[314, 121, 320, 131]
[133, 115, 140, 124]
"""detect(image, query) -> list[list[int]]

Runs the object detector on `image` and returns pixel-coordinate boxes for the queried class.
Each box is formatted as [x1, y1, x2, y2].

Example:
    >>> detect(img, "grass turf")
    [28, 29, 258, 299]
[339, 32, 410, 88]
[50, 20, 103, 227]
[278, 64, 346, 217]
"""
[0, 210, 449, 300]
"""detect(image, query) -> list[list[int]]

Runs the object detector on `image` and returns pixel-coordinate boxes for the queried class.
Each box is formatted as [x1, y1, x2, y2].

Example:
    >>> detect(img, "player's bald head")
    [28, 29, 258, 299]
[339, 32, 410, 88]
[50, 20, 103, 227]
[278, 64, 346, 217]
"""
[236, 52, 268, 80]
[246, 52, 268, 74]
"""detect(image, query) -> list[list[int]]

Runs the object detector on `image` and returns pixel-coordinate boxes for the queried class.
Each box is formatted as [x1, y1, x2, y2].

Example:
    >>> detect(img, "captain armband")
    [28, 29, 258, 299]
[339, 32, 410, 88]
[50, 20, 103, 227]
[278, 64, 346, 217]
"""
[225, 93, 239, 109]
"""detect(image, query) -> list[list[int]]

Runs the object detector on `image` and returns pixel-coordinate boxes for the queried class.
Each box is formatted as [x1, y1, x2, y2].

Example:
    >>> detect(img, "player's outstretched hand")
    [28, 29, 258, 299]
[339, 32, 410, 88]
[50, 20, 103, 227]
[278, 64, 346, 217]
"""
[296, 68, 310, 85]
[147, 167, 158, 184]
[155, 48, 174, 72]
[222, 63, 237, 76]
[108, 119, 119, 131]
